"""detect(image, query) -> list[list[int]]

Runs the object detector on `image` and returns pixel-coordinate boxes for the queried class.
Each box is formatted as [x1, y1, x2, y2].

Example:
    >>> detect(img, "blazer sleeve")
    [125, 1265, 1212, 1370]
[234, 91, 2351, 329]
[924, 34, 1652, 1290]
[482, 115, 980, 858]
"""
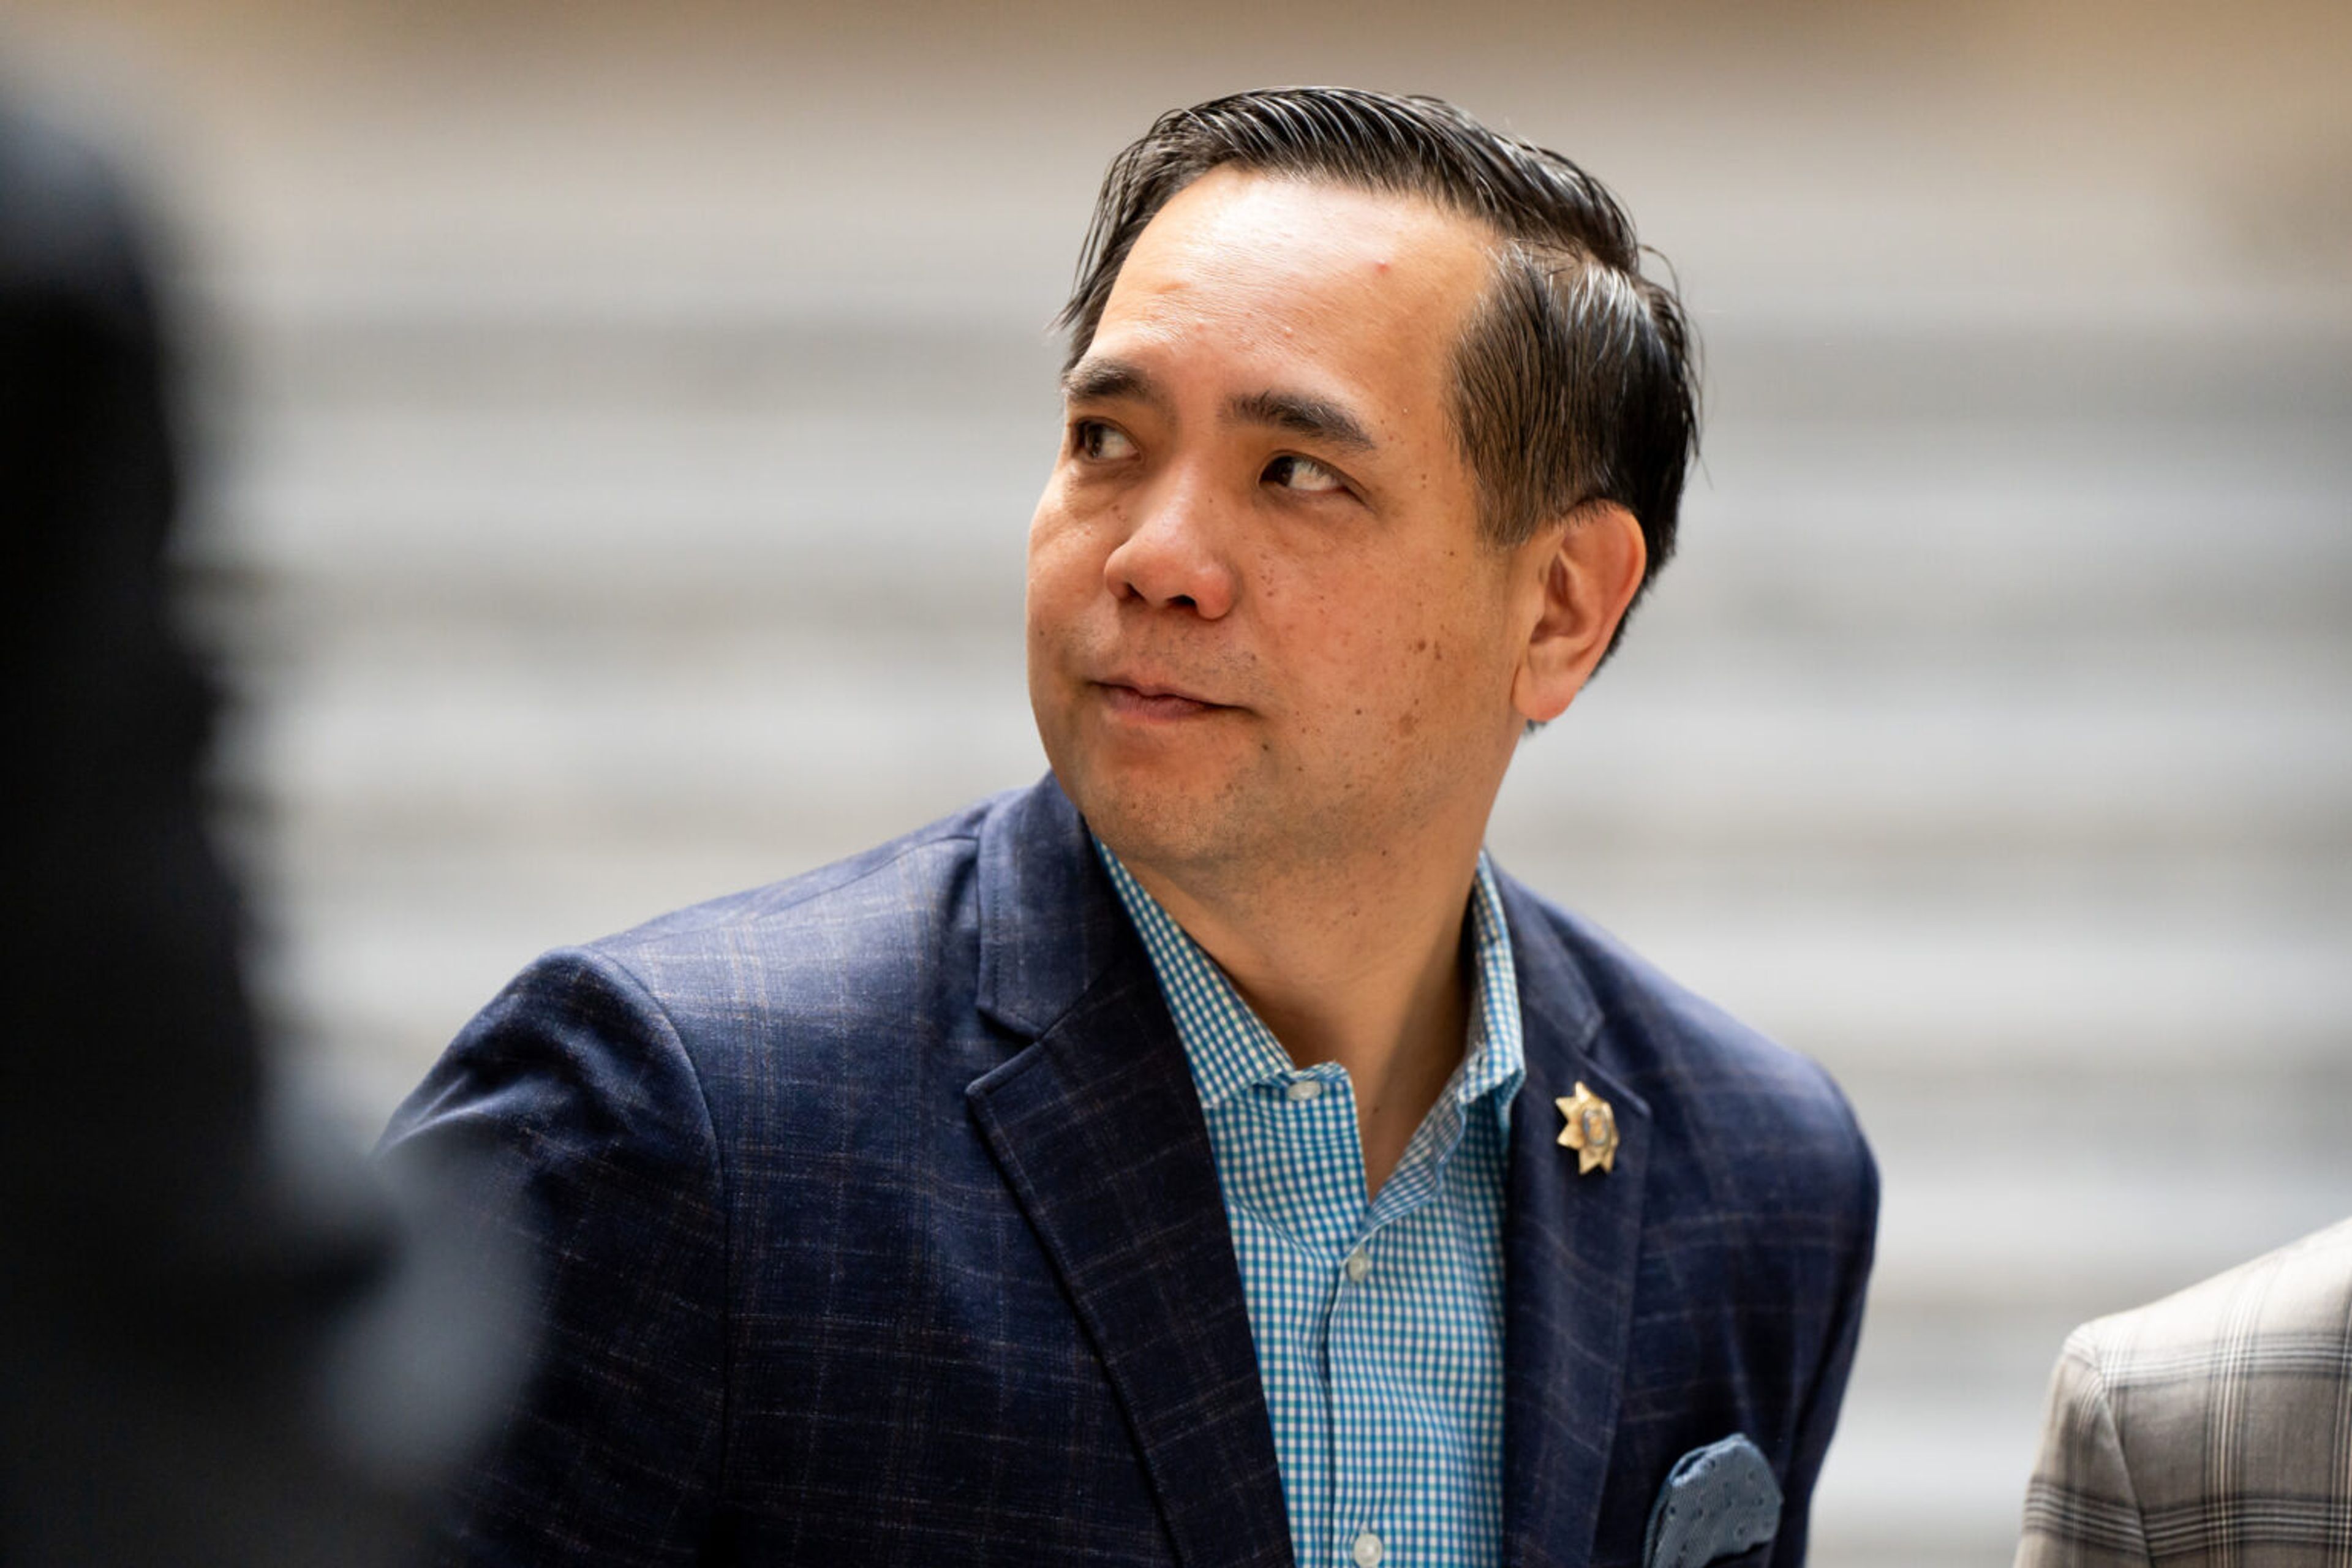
[379, 948, 729, 1566]
[2014, 1333, 2152, 1568]
[1772, 1106, 1880, 1568]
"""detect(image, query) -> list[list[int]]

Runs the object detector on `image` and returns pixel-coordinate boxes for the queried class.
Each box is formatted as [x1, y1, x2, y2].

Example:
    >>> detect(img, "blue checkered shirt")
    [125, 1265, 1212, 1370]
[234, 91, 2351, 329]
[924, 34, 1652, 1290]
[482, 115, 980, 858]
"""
[1097, 843, 1526, 1568]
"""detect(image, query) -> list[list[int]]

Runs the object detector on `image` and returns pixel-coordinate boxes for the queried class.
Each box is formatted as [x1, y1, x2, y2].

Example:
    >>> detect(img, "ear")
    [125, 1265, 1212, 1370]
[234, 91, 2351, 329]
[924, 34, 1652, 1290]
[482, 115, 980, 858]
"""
[1511, 501, 1646, 726]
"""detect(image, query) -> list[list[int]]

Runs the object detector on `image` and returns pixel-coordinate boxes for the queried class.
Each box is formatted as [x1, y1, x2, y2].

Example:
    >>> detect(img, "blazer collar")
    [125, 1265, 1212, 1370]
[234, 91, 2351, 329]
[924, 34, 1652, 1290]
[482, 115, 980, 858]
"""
[973, 774, 1133, 1038]
[1495, 872, 1654, 1568]
[966, 775, 1294, 1568]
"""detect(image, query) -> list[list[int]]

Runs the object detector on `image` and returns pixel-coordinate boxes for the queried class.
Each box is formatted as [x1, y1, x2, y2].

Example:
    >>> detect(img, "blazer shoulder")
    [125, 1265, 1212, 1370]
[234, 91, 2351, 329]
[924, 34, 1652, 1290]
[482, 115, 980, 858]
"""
[2023, 1219, 2352, 1563]
[1505, 870, 1872, 1241]
[2069, 1215, 2352, 1371]
[544, 790, 1055, 1115]
[1503, 874, 1870, 1160]
[595, 791, 1007, 956]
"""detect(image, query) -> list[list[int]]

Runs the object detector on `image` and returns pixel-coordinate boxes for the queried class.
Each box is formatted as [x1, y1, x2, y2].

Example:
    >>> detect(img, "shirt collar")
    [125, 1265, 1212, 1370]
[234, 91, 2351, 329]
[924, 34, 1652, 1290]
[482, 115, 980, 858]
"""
[1095, 839, 1527, 1120]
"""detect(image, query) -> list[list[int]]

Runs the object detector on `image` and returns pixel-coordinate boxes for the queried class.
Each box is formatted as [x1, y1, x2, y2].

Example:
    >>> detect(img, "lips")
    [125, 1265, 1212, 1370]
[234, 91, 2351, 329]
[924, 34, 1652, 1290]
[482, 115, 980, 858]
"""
[1092, 674, 1232, 719]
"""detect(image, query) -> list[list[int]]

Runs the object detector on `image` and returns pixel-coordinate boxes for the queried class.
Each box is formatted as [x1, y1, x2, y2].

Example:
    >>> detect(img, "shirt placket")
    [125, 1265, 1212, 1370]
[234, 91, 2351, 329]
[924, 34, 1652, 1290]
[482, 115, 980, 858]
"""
[1240, 1062, 1365, 1567]
[1327, 1074, 1476, 1568]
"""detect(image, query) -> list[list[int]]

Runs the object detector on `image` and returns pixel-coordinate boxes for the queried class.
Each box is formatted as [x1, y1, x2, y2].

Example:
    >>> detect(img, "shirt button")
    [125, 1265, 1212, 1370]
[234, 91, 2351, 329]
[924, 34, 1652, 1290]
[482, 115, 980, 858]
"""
[1286, 1079, 1323, 1102]
[1344, 1247, 1372, 1283]
[1351, 1529, 1385, 1567]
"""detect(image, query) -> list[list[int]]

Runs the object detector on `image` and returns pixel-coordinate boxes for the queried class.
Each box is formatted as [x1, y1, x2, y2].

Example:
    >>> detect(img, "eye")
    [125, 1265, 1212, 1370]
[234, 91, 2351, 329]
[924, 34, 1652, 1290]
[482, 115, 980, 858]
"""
[1072, 419, 1137, 461]
[1262, 454, 1348, 496]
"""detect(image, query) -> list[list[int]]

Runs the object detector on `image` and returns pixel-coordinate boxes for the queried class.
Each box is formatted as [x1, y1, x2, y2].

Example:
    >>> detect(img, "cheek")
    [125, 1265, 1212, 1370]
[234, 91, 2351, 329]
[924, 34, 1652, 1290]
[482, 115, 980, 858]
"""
[1025, 496, 1098, 617]
[1270, 571, 1441, 733]
[1378, 579, 1517, 742]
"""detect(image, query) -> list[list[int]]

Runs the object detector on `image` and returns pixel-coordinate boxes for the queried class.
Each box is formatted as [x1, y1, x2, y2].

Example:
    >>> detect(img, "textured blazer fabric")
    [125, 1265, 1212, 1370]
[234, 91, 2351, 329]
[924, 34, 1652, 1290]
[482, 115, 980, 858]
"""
[380, 775, 1879, 1567]
[2017, 1217, 2352, 1568]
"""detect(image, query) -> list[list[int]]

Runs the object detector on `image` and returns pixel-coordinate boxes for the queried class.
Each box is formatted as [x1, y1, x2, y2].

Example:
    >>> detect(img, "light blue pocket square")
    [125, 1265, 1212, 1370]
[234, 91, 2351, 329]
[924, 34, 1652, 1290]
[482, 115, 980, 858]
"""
[1642, 1433, 1784, 1568]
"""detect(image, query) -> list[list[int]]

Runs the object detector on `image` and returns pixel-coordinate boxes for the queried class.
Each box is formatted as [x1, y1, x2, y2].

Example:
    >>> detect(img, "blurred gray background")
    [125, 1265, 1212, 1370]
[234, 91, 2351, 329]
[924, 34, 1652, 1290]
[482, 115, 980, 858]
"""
[9, 1, 2348, 1563]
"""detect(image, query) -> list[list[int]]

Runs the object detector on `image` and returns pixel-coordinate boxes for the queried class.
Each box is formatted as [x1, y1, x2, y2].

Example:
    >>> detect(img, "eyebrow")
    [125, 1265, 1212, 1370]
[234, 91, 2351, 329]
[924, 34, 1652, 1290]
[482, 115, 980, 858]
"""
[1225, 388, 1376, 454]
[1060, 356, 1167, 413]
[1061, 355, 1378, 456]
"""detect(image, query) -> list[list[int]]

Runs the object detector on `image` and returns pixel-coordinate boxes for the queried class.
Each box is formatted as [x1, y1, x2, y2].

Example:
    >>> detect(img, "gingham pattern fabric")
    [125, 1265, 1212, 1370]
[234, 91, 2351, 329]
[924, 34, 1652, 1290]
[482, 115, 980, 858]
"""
[2016, 1216, 2352, 1568]
[1098, 842, 1526, 1568]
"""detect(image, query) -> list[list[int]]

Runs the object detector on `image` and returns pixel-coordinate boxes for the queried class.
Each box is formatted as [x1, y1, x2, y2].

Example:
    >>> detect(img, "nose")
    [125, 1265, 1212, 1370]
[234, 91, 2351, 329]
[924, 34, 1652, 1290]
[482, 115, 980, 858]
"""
[1102, 471, 1237, 618]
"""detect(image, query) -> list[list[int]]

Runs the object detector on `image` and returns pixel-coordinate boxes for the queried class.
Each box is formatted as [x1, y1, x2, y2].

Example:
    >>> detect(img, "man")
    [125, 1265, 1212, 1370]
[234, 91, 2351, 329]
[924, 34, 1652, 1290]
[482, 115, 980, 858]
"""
[383, 88, 1877, 1568]
[2015, 1217, 2352, 1568]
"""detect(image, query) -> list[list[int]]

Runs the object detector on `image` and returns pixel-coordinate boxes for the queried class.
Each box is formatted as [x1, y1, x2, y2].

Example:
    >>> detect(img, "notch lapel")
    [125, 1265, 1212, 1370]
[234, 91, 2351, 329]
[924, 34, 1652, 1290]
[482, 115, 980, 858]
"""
[965, 780, 1293, 1568]
[1496, 876, 1654, 1568]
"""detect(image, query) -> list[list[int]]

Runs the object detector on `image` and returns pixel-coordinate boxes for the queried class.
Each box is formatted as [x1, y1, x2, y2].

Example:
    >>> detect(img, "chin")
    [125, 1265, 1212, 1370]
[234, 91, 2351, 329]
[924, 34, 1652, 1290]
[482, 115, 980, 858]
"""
[1058, 756, 1245, 874]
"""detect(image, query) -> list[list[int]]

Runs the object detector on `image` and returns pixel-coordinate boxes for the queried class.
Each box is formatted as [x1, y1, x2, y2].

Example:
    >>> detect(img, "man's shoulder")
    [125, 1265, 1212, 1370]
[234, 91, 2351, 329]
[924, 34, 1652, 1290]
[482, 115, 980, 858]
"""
[486, 789, 1025, 1068]
[2066, 1216, 2352, 1375]
[591, 790, 1008, 962]
[1499, 872, 1863, 1131]
[1497, 870, 1876, 1233]
[2022, 1218, 2352, 1558]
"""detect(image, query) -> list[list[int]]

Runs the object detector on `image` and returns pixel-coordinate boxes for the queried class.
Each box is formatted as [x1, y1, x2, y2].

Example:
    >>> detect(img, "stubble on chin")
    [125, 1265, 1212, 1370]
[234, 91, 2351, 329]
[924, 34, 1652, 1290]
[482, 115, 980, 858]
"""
[1060, 744, 1273, 888]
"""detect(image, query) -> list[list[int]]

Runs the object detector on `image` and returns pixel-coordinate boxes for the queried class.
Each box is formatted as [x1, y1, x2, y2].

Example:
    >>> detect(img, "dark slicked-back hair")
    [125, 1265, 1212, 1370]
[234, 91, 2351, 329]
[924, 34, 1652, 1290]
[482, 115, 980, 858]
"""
[1055, 86, 1700, 657]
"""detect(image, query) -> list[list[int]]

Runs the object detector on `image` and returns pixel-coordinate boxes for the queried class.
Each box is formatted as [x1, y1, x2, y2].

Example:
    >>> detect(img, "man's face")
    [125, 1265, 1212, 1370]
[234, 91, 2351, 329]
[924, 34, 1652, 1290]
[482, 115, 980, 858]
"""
[1026, 168, 1541, 885]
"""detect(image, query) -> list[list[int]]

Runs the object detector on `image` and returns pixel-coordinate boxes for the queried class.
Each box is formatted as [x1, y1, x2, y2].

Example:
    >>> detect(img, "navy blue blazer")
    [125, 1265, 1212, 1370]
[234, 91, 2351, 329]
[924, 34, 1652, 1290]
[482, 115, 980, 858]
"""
[383, 775, 1877, 1567]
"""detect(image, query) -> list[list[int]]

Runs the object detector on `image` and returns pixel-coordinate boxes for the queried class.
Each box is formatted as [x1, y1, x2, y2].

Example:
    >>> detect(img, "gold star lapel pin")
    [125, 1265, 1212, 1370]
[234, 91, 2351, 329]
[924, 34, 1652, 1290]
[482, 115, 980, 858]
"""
[1556, 1081, 1619, 1175]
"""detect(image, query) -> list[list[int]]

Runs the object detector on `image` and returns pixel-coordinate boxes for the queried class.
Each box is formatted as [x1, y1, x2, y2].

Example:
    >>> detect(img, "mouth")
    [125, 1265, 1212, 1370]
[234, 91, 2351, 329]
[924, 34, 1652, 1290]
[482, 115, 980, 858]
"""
[1091, 677, 1234, 721]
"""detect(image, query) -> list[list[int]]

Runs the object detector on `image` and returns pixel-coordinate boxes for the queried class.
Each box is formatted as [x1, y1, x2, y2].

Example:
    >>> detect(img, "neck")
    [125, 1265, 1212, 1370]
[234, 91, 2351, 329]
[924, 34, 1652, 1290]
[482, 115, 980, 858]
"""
[1123, 826, 1488, 1196]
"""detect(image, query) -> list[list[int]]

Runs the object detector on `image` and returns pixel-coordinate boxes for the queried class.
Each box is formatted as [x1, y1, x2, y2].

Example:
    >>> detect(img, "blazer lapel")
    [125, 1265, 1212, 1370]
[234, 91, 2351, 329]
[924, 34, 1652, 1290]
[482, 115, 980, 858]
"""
[1496, 875, 1654, 1568]
[965, 778, 1293, 1568]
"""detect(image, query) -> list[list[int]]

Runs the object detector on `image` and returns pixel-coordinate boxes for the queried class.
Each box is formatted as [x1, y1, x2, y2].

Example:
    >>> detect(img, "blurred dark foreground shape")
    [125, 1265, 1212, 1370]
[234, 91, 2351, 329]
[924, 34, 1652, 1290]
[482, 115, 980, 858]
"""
[0, 87, 518, 1566]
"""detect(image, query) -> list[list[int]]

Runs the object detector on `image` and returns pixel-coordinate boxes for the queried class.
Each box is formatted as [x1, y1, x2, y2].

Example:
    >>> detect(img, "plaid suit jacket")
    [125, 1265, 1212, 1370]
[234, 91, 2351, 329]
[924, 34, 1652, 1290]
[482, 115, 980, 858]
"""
[2017, 1217, 2352, 1568]
[383, 775, 1877, 1567]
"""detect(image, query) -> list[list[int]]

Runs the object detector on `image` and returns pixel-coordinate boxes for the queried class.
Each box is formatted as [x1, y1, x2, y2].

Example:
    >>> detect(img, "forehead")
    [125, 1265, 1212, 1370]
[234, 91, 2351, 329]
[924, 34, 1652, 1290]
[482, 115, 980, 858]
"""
[1090, 168, 1496, 418]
